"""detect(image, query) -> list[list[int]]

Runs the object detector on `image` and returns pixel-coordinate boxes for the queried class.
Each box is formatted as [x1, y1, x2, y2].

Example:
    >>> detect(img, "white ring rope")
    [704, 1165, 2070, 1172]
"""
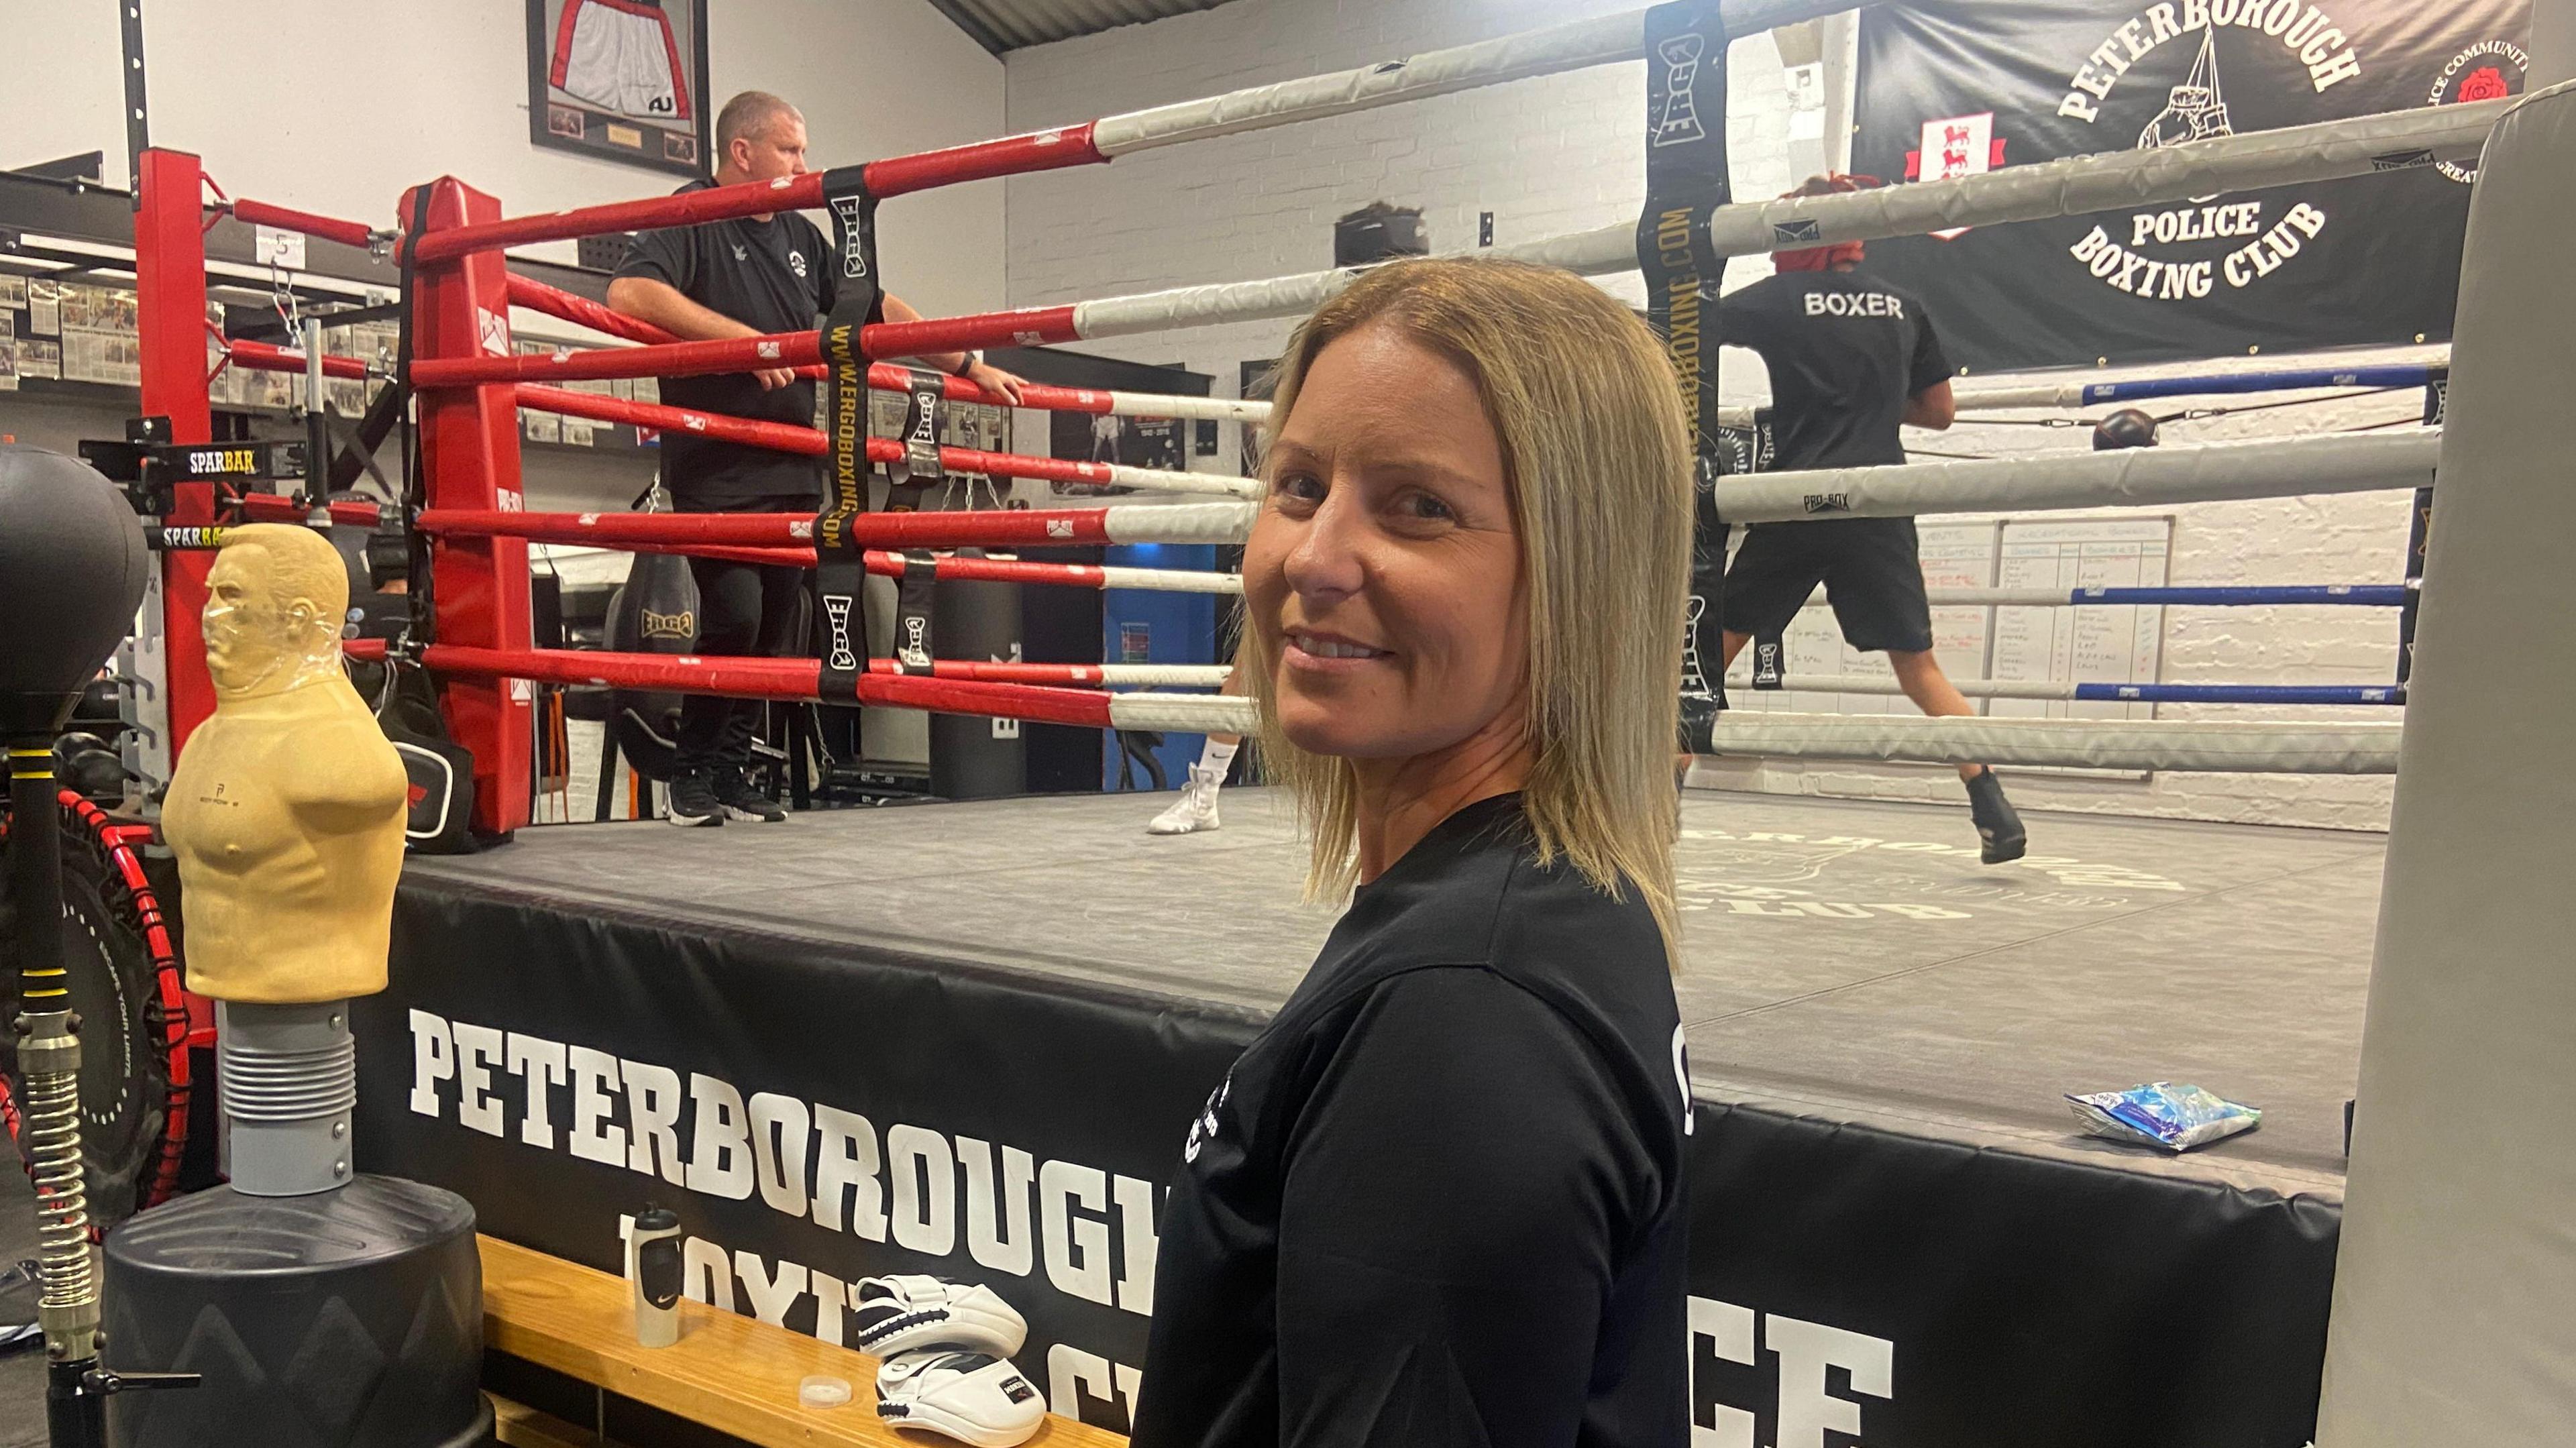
[1065, 99, 2507, 345]
[1722, 675, 2403, 703]
[1101, 500, 1258, 545]
[1097, 565, 1242, 595]
[1694, 99, 2505, 259]
[1103, 391, 1270, 423]
[1108, 348, 2455, 434]
[1945, 349, 2451, 412]
[1093, 665, 1236, 687]
[1109, 691, 2404, 771]
[1713, 429, 2438, 523]
[1087, 0, 1857, 157]
[1108, 693, 1259, 734]
[1104, 464, 1263, 500]
[1705, 713, 2403, 773]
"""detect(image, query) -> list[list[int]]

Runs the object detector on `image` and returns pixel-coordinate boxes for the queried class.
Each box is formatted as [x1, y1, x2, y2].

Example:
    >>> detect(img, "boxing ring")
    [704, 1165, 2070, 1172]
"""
[79, 0, 2567, 1441]
[375, 785, 2361, 1443]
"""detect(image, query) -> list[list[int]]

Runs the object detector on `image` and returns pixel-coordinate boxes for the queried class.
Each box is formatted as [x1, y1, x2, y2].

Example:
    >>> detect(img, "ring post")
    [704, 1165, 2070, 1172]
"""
[133, 148, 217, 771]
[403, 178, 533, 837]
[2317, 80, 2576, 1445]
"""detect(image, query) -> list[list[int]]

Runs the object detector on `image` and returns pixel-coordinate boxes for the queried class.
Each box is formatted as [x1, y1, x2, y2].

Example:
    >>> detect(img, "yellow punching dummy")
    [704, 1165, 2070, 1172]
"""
[101, 520, 488, 1445]
[163, 522, 407, 1192]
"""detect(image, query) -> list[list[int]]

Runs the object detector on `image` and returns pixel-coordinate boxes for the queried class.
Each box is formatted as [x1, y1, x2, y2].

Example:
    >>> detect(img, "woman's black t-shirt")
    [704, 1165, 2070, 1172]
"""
[1131, 793, 1694, 1448]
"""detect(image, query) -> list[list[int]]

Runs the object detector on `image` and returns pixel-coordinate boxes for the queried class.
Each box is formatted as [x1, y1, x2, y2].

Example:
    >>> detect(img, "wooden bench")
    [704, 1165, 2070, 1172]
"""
[480, 1235, 1128, 1447]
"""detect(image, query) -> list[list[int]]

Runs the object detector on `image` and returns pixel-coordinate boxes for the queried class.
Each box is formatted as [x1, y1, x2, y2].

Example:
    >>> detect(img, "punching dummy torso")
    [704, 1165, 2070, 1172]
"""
[163, 526, 409, 1004]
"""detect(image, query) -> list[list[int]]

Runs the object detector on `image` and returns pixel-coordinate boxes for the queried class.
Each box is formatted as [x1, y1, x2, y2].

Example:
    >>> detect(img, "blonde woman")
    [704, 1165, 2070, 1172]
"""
[1130, 258, 1697, 1448]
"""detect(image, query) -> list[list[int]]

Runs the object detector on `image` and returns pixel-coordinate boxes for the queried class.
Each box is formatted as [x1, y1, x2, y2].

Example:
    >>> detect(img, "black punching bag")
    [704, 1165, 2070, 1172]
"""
[928, 570, 1026, 799]
[0, 444, 149, 734]
[0, 445, 148, 1443]
[602, 550, 700, 781]
[1, 443, 148, 1020]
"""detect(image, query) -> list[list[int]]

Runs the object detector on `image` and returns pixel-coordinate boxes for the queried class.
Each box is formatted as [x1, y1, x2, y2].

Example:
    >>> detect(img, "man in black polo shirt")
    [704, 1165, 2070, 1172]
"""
[607, 89, 1025, 826]
[1713, 174, 2027, 862]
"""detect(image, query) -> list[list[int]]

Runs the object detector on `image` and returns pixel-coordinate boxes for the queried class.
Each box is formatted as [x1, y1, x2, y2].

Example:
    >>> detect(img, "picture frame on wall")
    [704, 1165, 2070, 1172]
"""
[525, 0, 712, 178]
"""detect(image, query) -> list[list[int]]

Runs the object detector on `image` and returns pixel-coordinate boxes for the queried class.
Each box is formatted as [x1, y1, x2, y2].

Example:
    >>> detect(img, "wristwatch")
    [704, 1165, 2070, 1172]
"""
[955, 349, 984, 378]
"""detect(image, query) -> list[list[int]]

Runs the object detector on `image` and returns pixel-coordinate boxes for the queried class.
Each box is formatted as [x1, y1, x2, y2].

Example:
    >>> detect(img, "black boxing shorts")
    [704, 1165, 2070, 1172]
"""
[1721, 516, 1935, 655]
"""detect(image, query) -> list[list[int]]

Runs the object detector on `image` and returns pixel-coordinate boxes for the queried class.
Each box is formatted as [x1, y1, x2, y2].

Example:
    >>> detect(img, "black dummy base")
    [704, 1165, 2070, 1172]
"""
[101, 1175, 491, 1448]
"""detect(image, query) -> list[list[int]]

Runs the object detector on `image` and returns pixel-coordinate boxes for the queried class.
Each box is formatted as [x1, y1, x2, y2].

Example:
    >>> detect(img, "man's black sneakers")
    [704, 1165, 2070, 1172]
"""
[714, 769, 787, 824]
[666, 771, 724, 827]
[1966, 767, 2027, 865]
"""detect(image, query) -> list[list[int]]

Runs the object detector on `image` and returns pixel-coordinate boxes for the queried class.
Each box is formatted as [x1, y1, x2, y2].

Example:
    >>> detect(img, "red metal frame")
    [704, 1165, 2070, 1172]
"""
[223, 335, 372, 380]
[404, 178, 534, 836]
[135, 149, 219, 761]
[228, 197, 380, 251]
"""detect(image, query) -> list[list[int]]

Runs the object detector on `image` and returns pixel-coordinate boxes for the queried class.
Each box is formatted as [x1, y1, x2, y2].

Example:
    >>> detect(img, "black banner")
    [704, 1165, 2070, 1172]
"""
[816, 168, 883, 704]
[1852, 0, 2528, 371]
[1635, 0, 1733, 744]
[1686, 1109, 2339, 1448]
[365, 875, 2345, 1442]
[362, 881, 1258, 1437]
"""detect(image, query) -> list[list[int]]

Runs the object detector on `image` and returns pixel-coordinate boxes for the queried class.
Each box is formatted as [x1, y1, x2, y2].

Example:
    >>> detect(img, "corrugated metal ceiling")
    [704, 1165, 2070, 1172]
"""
[924, 0, 1245, 54]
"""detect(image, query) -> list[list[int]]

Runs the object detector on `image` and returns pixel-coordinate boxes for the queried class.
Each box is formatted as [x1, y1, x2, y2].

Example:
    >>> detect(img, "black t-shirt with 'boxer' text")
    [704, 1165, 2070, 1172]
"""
[1131, 793, 1693, 1448]
[1717, 270, 1949, 472]
[614, 180, 877, 507]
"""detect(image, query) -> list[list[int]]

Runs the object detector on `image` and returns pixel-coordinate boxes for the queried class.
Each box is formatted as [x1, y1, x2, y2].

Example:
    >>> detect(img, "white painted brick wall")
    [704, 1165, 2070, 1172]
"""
[1003, 0, 2426, 832]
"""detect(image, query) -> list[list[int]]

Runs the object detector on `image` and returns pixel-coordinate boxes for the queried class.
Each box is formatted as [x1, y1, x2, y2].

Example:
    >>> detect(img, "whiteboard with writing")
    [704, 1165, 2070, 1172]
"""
[1987, 517, 2171, 722]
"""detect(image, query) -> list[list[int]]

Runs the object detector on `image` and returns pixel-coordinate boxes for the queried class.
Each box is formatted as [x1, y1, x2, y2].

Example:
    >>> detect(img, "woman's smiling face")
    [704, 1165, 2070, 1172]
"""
[1244, 319, 1527, 762]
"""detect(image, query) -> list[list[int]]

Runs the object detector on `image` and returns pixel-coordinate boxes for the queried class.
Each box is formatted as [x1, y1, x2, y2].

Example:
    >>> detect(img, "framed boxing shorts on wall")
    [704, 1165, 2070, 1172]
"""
[525, 0, 712, 178]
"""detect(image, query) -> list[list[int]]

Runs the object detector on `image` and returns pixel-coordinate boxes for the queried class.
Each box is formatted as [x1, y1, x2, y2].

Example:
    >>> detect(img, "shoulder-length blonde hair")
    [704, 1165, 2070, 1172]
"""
[1239, 256, 1695, 957]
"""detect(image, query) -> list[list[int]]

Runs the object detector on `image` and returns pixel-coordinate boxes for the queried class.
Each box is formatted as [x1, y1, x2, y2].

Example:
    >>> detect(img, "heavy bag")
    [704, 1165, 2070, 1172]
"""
[603, 551, 700, 782]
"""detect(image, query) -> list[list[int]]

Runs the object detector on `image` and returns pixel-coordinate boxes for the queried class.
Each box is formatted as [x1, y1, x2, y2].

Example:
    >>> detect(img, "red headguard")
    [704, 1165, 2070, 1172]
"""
[1772, 173, 1880, 272]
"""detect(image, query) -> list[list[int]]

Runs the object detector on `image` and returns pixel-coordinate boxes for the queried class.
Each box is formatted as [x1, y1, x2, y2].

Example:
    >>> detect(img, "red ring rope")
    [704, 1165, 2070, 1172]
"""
[513, 384, 1178, 491]
[412, 330, 825, 387]
[411, 172, 828, 264]
[418, 505, 1132, 550]
[419, 645, 1120, 727]
[353, 544, 1137, 586]
[502, 274, 1130, 415]
[517, 383, 826, 455]
[409, 124, 1108, 264]
[408, 299, 1089, 389]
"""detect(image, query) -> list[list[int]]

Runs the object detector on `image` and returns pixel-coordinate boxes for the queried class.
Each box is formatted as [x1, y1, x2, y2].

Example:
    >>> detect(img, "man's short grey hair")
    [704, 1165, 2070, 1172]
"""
[717, 91, 800, 151]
